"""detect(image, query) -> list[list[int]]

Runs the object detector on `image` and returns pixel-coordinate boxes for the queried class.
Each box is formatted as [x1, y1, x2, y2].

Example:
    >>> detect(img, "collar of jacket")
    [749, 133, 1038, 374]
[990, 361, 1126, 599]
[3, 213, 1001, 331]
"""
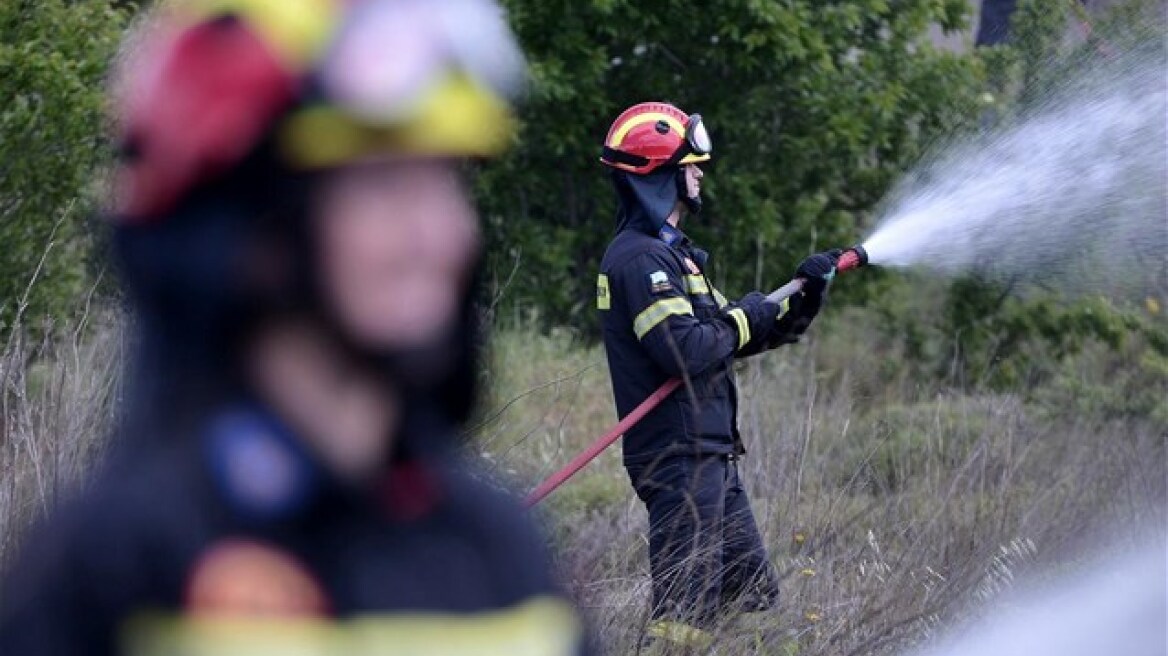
[658, 223, 687, 247]
[657, 224, 711, 270]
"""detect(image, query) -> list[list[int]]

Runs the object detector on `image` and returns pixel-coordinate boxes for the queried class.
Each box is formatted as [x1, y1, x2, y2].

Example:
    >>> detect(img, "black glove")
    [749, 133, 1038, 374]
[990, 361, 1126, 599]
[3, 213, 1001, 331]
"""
[768, 293, 816, 347]
[724, 291, 780, 349]
[795, 249, 842, 298]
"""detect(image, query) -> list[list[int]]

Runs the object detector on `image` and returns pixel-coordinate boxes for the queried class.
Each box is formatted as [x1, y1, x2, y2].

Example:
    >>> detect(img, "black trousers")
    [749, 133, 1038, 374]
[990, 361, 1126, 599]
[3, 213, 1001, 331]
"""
[626, 454, 780, 628]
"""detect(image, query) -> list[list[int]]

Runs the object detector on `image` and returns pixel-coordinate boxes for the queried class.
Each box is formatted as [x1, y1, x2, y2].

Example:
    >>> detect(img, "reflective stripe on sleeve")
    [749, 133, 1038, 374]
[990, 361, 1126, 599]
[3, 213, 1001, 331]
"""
[596, 274, 611, 310]
[646, 620, 713, 649]
[633, 297, 694, 340]
[683, 275, 710, 295]
[727, 307, 750, 350]
[712, 288, 729, 309]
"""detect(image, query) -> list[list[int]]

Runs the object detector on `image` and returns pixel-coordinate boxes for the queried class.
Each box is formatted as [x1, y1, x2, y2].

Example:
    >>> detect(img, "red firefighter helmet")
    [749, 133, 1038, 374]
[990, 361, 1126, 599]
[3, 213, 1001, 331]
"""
[112, 0, 526, 222]
[599, 102, 712, 175]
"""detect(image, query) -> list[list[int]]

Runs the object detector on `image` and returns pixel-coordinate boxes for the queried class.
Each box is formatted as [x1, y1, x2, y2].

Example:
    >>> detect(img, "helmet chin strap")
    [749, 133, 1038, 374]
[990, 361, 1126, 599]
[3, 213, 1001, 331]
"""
[676, 167, 702, 215]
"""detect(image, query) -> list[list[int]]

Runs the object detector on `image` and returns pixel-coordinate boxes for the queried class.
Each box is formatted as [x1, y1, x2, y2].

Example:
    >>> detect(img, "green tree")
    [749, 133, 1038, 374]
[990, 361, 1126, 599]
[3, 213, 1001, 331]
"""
[0, 0, 128, 332]
[478, 0, 984, 328]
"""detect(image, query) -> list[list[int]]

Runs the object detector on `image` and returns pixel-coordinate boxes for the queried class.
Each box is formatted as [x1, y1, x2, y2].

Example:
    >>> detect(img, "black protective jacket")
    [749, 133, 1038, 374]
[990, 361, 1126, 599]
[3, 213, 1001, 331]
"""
[598, 169, 814, 466]
[0, 403, 586, 656]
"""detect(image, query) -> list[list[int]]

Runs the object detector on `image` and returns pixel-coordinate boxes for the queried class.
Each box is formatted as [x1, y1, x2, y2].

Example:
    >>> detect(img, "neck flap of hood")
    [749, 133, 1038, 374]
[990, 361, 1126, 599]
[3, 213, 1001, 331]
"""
[611, 167, 679, 235]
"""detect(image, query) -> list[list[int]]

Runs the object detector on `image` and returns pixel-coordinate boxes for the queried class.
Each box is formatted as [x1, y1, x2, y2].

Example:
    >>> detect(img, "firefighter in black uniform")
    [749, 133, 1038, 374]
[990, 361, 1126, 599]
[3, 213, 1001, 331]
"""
[0, 1, 587, 654]
[597, 102, 839, 646]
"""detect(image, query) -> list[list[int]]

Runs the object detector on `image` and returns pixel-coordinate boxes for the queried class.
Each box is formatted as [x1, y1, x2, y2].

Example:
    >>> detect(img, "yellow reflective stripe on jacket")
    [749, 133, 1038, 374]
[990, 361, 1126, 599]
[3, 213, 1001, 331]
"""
[191, 0, 339, 66]
[683, 275, 710, 295]
[711, 287, 729, 309]
[633, 297, 693, 340]
[777, 296, 790, 318]
[726, 307, 750, 350]
[646, 620, 713, 649]
[596, 274, 611, 310]
[123, 596, 582, 656]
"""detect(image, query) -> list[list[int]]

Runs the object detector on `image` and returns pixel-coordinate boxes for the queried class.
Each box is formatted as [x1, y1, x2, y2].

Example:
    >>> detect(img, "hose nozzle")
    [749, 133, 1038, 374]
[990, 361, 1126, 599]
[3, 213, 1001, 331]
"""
[766, 243, 869, 304]
[837, 244, 868, 272]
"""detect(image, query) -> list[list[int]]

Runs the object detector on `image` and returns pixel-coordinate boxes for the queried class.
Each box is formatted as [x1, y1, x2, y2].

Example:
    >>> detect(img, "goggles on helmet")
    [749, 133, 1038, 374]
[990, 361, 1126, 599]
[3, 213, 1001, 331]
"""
[281, 0, 526, 168]
[317, 0, 524, 125]
[683, 114, 712, 158]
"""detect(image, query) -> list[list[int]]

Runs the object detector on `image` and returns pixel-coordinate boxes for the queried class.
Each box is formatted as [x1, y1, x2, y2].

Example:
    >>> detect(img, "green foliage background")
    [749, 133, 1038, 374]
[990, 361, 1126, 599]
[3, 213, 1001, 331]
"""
[480, 0, 983, 323]
[0, 0, 128, 332]
[0, 0, 1163, 399]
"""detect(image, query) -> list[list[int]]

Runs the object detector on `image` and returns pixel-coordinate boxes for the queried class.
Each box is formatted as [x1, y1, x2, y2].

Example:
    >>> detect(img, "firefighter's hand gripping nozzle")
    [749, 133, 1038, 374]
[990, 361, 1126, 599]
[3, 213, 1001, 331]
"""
[766, 244, 869, 304]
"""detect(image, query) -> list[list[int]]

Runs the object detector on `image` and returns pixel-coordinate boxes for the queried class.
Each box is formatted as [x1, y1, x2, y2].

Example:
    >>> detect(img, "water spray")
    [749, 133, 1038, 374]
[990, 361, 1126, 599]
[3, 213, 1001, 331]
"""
[858, 51, 1165, 291]
[526, 244, 870, 507]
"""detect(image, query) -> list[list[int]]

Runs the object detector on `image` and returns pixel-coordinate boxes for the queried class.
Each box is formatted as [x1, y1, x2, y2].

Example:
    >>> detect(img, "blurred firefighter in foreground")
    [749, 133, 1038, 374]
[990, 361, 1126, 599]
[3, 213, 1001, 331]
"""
[597, 102, 839, 646]
[0, 0, 586, 654]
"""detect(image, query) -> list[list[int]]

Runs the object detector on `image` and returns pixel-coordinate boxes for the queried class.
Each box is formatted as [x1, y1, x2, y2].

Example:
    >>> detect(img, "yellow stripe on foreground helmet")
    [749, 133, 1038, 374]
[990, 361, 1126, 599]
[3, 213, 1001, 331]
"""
[279, 74, 517, 168]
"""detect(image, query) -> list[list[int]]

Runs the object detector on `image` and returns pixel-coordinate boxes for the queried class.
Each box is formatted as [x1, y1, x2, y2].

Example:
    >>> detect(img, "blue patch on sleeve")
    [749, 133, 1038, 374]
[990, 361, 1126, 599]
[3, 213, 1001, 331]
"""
[204, 405, 319, 521]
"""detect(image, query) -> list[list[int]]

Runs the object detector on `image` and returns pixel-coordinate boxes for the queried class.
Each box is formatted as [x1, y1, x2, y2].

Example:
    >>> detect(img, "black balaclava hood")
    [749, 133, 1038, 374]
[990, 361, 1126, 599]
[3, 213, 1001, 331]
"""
[612, 167, 680, 235]
[613, 166, 703, 234]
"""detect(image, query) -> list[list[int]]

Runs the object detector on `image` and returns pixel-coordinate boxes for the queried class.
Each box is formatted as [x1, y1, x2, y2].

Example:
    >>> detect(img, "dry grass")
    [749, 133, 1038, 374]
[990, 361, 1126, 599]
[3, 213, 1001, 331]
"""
[0, 312, 122, 568]
[475, 316, 1166, 655]
[0, 310, 1163, 655]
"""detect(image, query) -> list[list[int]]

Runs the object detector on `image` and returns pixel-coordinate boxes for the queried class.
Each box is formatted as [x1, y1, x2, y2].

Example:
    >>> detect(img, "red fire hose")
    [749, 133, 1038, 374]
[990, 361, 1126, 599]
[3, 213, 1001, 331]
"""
[524, 245, 869, 507]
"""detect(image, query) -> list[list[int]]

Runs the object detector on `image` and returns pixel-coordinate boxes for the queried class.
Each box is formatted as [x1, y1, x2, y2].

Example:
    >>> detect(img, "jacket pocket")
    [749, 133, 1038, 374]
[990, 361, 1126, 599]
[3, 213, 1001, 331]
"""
[678, 376, 733, 438]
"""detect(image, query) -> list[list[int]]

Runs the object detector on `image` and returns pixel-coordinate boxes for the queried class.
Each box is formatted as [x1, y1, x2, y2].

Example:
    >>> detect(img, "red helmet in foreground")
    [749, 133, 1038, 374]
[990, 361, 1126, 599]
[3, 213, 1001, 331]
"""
[112, 0, 526, 222]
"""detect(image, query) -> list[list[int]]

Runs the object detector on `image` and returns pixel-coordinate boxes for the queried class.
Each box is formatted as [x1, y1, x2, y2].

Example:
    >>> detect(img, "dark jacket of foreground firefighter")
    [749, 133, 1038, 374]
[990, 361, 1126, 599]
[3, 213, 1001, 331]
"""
[597, 102, 839, 642]
[0, 1, 587, 655]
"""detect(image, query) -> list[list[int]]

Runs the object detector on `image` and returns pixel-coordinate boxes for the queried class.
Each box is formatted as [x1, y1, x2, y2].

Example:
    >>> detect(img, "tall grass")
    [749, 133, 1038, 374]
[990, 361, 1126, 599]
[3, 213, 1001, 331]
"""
[0, 306, 1163, 654]
[476, 313, 1166, 655]
[0, 312, 122, 568]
